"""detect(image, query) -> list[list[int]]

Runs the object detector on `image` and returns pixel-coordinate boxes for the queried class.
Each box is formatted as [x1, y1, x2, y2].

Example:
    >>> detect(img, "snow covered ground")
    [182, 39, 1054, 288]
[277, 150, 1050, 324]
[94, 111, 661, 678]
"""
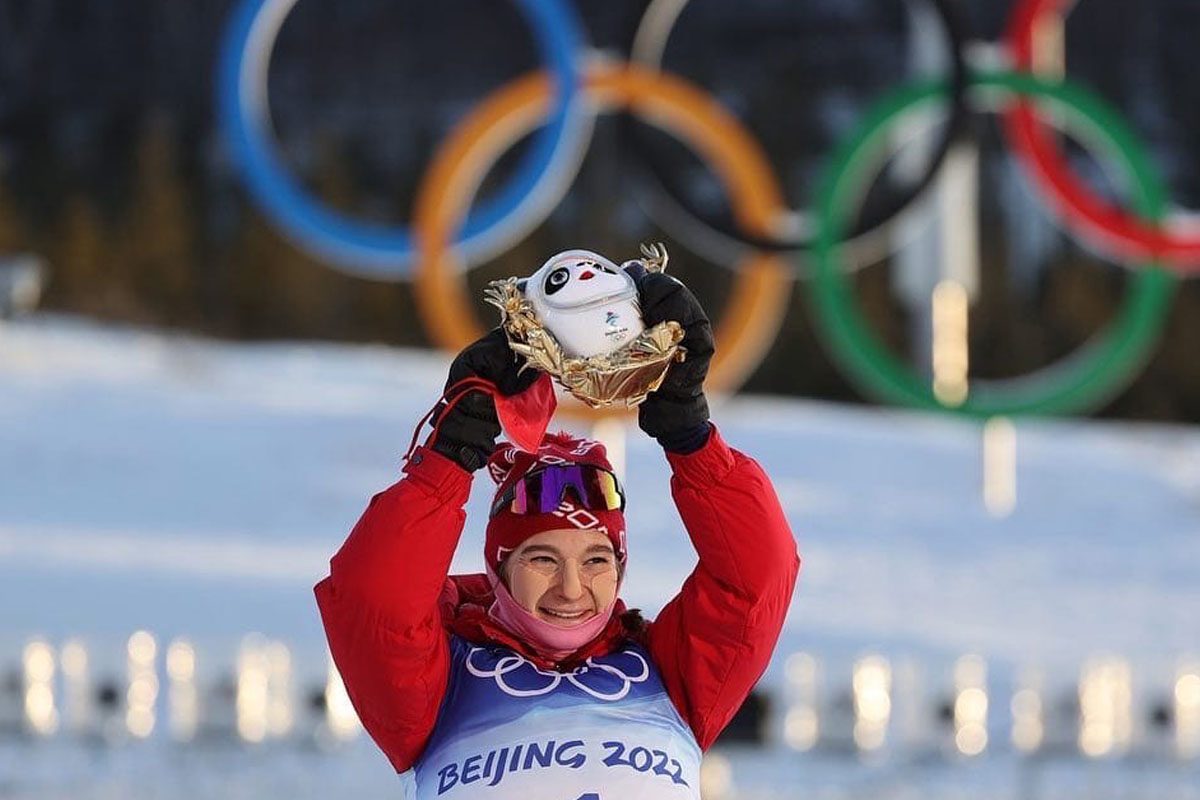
[1, 314, 1198, 798]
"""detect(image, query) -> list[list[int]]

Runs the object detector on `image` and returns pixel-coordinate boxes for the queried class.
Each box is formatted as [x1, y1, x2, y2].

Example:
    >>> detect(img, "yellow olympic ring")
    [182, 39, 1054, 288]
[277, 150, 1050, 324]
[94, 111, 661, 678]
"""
[413, 63, 792, 419]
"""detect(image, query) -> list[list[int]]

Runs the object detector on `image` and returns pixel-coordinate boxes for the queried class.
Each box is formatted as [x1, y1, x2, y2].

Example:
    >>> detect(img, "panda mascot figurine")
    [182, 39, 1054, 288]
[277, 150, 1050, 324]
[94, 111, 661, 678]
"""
[522, 250, 645, 358]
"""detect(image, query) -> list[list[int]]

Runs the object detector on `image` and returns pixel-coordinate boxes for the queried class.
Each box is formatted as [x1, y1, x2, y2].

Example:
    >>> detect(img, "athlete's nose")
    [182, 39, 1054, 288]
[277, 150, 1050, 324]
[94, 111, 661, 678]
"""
[558, 561, 585, 600]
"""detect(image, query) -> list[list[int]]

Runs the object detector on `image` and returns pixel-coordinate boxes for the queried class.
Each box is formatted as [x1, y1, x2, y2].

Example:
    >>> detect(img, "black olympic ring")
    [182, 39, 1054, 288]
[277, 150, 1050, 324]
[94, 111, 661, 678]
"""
[618, 0, 971, 257]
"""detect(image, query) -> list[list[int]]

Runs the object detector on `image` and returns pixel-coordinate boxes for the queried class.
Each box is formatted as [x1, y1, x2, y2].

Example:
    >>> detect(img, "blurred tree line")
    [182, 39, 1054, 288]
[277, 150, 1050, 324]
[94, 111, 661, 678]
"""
[0, 0, 1197, 421]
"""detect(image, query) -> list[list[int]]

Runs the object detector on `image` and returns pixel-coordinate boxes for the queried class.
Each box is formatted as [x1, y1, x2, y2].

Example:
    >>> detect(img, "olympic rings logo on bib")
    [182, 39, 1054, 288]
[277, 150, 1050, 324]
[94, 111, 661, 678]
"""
[465, 647, 650, 702]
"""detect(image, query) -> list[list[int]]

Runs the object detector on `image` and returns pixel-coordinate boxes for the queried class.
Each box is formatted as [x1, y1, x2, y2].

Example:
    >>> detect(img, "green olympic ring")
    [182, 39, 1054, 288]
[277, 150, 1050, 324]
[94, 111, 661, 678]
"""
[811, 70, 1176, 417]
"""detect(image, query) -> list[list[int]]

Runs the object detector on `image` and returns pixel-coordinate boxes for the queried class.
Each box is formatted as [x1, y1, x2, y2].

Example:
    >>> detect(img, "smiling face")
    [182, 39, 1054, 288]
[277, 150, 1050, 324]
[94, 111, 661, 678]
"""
[539, 255, 631, 308]
[502, 528, 621, 627]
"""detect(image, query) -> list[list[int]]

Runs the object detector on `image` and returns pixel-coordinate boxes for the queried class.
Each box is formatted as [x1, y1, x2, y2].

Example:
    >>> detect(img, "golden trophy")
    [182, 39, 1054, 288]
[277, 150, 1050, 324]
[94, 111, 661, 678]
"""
[485, 243, 686, 409]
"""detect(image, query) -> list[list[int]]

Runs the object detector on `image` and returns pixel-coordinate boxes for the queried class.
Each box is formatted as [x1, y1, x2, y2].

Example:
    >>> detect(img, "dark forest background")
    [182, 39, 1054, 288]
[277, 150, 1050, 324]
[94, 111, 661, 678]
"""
[1, 0, 1198, 421]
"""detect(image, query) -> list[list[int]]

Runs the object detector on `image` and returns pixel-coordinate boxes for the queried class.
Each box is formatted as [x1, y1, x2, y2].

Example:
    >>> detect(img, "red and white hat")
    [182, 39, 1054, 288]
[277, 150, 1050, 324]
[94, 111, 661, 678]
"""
[484, 432, 627, 574]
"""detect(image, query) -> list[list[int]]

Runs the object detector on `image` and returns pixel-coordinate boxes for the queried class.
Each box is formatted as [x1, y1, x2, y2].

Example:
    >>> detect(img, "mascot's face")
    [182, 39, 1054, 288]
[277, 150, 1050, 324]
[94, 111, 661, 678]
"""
[539, 255, 629, 308]
[524, 249, 644, 358]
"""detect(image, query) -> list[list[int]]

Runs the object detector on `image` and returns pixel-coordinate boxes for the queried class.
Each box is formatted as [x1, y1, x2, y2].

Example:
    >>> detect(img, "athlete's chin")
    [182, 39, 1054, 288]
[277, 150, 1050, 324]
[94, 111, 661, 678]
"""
[537, 608, 596, 627]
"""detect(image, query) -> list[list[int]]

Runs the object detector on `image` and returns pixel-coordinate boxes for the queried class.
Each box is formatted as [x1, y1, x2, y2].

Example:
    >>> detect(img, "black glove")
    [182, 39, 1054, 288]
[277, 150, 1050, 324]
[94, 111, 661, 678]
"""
[626, 262, 714, 452]
[430, 329, 539, 471]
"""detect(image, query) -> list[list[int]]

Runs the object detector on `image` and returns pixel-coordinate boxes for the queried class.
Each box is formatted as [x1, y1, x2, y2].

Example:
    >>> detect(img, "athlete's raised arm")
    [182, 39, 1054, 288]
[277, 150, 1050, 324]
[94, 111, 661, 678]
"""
[626, 265, 801, 748]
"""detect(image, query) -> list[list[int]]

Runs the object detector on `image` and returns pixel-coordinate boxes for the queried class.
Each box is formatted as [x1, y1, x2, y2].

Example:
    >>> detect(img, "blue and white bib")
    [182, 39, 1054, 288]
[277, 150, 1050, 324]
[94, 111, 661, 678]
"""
[403, 636, 702, 799]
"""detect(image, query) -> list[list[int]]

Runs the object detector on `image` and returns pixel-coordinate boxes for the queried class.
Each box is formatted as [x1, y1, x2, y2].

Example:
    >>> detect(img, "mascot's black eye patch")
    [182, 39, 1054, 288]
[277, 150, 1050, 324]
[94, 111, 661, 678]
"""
[545, 266, 571, 295]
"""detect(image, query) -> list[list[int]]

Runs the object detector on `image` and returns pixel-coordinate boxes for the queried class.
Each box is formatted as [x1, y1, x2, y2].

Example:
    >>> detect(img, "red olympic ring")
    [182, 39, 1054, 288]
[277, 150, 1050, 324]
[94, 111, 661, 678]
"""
[1005, 0, 1200, 270]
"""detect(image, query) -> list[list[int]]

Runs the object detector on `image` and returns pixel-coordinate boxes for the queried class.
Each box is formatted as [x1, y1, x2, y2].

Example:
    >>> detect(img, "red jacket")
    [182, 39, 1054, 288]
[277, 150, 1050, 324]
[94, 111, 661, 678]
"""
[315, 425, 800, 772]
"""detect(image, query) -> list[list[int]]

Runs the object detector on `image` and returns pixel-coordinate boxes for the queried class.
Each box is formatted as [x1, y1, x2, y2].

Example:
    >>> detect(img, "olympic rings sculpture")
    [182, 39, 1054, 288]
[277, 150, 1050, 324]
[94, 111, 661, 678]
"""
[216, 1, 1192, 418]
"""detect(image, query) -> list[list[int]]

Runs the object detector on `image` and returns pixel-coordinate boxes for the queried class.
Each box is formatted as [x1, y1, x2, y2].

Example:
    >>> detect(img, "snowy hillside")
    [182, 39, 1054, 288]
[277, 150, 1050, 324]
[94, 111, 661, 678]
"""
[1, 314, 1198, 798]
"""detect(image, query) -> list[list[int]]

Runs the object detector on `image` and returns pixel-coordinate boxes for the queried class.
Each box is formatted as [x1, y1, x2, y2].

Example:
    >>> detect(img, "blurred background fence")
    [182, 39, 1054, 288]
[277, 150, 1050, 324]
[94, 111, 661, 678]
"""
[6, 632, 1200, 799]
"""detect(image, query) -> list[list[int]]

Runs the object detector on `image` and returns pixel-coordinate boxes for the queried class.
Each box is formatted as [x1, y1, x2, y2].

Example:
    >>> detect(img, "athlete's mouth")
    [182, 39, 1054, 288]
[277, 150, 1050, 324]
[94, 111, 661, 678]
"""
[539, 607, 594, 623]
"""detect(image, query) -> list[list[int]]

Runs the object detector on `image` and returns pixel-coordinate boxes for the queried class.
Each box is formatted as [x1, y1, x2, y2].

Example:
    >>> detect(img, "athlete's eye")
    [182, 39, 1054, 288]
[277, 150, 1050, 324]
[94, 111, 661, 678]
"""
[521, 554, 561, 576]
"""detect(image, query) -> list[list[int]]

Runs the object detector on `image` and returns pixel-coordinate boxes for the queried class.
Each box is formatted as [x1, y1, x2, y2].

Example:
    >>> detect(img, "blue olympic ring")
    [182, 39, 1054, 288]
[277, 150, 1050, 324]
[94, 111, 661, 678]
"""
[217, 0, 585, 278]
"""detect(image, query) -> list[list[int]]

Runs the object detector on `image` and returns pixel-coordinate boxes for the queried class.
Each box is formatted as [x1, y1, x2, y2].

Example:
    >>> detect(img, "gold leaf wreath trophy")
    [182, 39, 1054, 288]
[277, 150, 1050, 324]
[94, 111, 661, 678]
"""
[484, 243, 686, 409]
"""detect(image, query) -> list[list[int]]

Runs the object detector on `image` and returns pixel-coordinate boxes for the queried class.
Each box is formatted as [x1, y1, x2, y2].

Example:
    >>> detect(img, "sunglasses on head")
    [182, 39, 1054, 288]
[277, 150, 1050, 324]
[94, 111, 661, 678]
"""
[490, 463, 626, 519]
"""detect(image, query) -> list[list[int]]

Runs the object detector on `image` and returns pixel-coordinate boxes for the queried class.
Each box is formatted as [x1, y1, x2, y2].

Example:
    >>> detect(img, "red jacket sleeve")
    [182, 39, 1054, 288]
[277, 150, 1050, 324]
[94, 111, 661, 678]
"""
[646, 425, 801, 750]
[313, 445, 471, 772]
